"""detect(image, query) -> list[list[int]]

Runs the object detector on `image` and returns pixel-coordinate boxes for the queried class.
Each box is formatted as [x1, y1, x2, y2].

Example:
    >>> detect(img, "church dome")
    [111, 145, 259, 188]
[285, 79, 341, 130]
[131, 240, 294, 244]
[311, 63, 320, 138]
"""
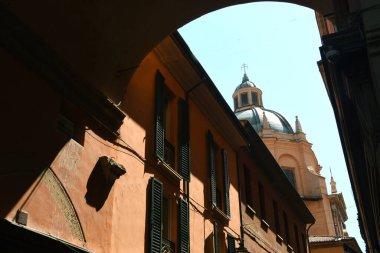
[232, 70, 295, 135]
[235, 107, 294, 134]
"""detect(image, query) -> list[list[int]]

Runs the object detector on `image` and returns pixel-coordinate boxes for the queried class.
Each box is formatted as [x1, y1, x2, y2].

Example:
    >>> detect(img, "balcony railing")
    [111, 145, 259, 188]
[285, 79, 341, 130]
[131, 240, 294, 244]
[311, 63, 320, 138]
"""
[164, 139, 175, 169]
[162, 237, 175, 253]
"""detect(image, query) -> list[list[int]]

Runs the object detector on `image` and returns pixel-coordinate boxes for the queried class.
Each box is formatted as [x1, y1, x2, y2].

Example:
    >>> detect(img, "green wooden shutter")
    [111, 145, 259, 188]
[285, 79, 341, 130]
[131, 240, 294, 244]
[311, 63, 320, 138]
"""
[155, 71, 165, 161]
[222, 150, 231, 218]
[178, 198, 190, 253]
[213, 222, 218, 253]
[149, 177, 163, 253]
[227, 234, 236, 253]
[208, 130, 217, 207]
[178, 98, 190, 181]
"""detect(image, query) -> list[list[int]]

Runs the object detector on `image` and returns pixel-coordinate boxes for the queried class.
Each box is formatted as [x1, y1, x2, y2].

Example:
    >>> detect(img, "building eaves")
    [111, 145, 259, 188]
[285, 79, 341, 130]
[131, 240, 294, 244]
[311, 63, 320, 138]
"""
[169, 31, 314, 224]
[309, 236, 363, 253]
[169, 31, 251, 148]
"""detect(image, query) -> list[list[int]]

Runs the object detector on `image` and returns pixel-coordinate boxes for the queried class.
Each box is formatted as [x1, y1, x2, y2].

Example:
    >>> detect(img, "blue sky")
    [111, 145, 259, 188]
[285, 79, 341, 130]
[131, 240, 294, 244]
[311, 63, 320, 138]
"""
[179, 2, 365, 251]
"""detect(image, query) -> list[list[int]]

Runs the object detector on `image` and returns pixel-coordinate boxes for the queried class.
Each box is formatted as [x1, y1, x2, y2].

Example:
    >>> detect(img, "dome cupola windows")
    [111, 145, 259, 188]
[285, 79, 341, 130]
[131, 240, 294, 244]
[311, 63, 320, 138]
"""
[241, 92, 249, 106]
[232, 70, 263, 111]
[251, 92, 259, 106]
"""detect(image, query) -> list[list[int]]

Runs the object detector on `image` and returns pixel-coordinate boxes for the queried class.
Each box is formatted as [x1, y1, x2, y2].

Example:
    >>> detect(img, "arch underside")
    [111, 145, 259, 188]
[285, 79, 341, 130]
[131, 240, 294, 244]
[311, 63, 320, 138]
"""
[0, 0, 332, 102]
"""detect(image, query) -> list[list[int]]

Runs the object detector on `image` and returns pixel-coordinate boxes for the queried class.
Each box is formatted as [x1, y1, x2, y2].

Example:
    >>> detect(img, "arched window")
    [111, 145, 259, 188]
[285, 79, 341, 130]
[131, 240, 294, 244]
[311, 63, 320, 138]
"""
[282, 168, 296, 188]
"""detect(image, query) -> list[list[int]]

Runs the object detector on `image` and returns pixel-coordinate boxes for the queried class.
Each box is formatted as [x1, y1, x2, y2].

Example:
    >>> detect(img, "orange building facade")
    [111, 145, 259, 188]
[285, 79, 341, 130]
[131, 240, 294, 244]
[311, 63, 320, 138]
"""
[0, 29, 313, 253]
[0, 0, 378, 250]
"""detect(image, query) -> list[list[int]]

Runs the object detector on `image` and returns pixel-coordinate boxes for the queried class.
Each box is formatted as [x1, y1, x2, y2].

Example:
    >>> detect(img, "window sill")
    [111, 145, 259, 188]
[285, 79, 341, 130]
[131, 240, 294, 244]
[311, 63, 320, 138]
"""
[261, 219, 270, 232]
[276, 234, 284, 245]
[245, 205, 256, 218]
[157, 159, 182, 183]
[212, 205, 230, 224]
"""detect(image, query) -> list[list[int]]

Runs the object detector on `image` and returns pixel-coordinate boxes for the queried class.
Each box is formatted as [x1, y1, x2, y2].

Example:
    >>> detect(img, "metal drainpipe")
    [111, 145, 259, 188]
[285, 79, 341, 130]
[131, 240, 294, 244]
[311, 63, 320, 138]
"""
[306, 222, 315, 253]
[184, 95, 191, 252]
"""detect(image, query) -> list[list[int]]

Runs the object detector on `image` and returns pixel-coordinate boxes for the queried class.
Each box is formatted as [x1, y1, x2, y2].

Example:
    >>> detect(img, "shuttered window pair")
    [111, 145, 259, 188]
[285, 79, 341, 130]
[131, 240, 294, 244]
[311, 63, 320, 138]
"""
[207, 130, 231, 218]
[149, 177, 189, 253]
[155, 70, 190, 181]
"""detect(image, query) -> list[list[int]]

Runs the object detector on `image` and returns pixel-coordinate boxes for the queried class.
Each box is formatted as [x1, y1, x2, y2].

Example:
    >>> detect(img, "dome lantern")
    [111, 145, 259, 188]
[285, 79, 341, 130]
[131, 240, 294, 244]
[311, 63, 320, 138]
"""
[232, 65, 263, 112]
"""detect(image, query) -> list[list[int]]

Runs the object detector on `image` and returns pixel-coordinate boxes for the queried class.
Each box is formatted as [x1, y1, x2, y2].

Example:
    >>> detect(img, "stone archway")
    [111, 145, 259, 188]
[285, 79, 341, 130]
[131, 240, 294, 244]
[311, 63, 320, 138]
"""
[0, 0, 333, 102]
[2, 0, 380, 251]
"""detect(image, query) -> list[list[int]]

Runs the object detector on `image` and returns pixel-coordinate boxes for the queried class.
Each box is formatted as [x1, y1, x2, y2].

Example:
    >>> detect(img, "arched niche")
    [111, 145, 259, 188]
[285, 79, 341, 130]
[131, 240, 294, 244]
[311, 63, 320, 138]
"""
[278, 154, 301, 192]
[278, 154, 300, 169]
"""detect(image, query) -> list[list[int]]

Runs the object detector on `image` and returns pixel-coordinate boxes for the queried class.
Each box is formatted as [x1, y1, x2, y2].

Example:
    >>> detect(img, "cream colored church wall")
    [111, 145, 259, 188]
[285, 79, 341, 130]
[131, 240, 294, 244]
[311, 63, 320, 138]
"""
[262, 137, 336, 236]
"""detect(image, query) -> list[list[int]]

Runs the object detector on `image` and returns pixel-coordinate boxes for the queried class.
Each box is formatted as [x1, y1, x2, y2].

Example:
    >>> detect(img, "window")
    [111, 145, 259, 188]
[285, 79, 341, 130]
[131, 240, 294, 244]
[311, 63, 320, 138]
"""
[251, 92, 258, 106]
[244, 166, 253, 208]
[227, 234, 236, 253]
[207, 131, 231, 218]
[155, 71, 190, 181]
[273, 200, 281, 235]
[163, 197, 172, 241]
[294, 225, 300, 253]
[178, 98, 190, 181]
[215, 147, 223, 210]
[148, 178, 163, 253]
[283, 168, 296, 189]
[162, 196, 176, 253]
[162, 196, 175, 253]
[214, 222, 219, 253]
[241, 93, 248, 106]
[163, 89, 176, 169]
[213, 222, 226, 253]
[234, 97, 238, 110]
[178, 198, 190, 253]
[283, 211, 290, 245]
[148, 178, 189, 253]
[259, 183, 266, 220]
